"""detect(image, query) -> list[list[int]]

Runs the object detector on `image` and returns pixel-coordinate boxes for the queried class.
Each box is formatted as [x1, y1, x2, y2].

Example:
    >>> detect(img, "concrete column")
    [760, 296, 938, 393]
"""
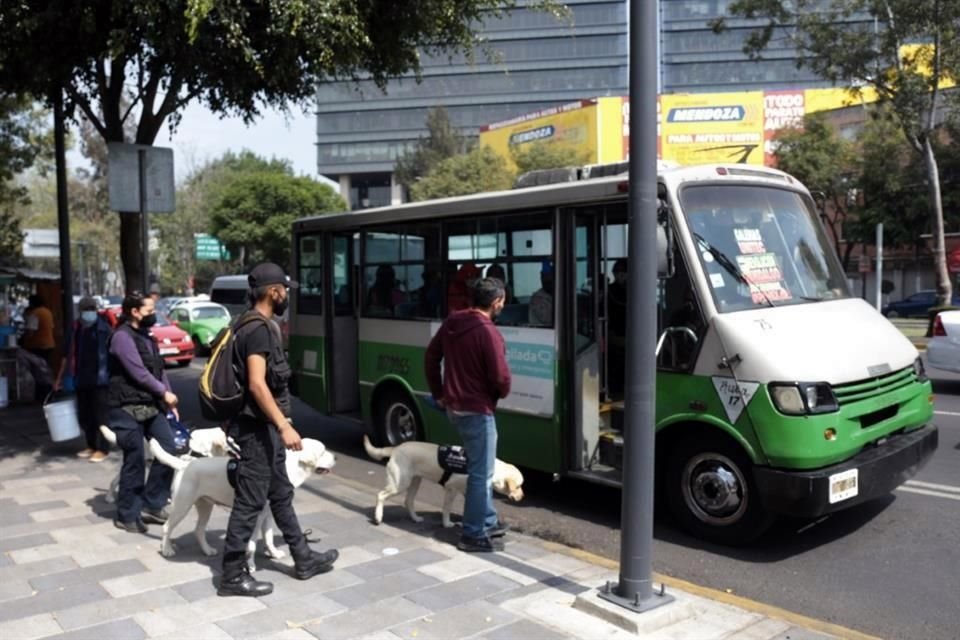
[390, 173, 405, 205]
[338, 174, 353, 209]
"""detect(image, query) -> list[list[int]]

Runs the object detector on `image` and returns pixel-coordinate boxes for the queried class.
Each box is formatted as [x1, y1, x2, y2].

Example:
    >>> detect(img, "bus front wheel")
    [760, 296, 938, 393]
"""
[373, 388, 421, 447]
[665, 434, 774, 545]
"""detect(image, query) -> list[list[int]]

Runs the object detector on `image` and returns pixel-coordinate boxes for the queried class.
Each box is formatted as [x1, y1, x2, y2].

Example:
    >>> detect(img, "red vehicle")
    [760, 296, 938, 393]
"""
[151, 313, 194, 367]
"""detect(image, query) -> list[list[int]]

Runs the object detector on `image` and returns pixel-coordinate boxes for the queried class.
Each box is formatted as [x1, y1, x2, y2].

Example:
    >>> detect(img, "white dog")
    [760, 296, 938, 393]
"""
[363, 435, 524, 527]
[99, 425, 228, 503]
[150, 437, 335, 570]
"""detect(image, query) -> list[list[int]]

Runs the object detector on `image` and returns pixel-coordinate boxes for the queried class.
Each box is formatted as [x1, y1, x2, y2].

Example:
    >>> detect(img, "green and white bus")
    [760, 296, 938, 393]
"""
[289, 163, 938, 543]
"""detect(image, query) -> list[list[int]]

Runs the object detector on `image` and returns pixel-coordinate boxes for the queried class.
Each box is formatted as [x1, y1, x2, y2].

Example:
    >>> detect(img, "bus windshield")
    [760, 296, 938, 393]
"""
[680, 184, 849, 313]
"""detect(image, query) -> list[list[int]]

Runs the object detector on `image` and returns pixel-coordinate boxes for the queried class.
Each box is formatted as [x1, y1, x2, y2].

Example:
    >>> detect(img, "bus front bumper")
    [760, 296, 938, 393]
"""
[753, 424, 938, 518]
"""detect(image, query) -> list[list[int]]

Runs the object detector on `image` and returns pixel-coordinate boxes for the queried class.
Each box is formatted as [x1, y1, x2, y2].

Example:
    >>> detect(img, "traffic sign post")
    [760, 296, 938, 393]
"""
[195, 234, 231, 261]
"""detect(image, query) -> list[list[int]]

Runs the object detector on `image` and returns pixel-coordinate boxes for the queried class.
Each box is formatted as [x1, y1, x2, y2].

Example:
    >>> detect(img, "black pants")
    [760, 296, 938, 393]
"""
[111, 409, 176, 523]
[221, 420, 307, 578]
[76, 387, 109, 452]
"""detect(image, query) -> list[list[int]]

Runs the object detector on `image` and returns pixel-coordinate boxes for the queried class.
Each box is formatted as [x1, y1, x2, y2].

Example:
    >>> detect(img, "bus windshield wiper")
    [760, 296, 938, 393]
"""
[694, 233, 775, 308]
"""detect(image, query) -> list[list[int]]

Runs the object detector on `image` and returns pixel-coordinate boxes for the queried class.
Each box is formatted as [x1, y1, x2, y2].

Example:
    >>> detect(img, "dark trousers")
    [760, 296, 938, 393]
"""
[76, 387, 109, 452]
[110, 408, 176, 523]
[221, 421, 307, 578]
[29, 348, 53, 402]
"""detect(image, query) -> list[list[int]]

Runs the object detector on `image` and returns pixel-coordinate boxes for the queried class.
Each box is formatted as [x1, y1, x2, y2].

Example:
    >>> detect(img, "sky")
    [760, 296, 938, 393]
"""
[67, 101, 327, 186]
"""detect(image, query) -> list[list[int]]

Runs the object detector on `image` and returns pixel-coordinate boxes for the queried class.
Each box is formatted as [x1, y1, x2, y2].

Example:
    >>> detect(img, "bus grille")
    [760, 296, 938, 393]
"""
[832, 366, 917, 406]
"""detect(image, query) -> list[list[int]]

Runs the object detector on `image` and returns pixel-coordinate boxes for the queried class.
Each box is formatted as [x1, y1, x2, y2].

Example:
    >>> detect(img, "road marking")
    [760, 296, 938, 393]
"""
[897, 486, 960, 501]
[933, 410, 960, 417]
[904, 479, 960, 494]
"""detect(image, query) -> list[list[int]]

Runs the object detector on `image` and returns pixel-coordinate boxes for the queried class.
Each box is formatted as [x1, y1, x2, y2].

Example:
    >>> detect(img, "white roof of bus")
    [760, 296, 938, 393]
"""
[210, 275, 249, 288]
[294, 163, 803, 232]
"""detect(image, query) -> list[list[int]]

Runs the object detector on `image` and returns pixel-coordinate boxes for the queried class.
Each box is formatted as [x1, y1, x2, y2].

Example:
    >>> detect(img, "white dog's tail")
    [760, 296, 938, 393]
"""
[362, 434, 394, 461]
[99, 425, 118, 446]
[149, 438, 191, 471]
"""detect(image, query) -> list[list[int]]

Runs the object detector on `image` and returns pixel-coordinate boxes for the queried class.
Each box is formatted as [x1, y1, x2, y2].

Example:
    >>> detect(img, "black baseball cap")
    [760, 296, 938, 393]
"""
[248, 262, 298, 289]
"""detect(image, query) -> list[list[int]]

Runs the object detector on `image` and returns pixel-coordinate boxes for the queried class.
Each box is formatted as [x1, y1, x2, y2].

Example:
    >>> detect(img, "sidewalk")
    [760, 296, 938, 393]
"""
[0, 403, 863, 640]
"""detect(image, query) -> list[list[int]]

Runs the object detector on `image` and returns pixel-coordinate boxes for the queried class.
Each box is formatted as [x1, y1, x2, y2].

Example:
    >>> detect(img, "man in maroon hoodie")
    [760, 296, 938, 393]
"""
[425, 277, 511, 552]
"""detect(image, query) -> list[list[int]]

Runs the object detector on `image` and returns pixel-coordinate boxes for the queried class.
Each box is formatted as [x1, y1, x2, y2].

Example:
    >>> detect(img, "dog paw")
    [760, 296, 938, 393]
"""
[442, 521, 454, 528]
[160, 543, 176, 557]
[265, 548, 286, 560]
[200, 546, 218, 557]
[410, 514, 424, 523]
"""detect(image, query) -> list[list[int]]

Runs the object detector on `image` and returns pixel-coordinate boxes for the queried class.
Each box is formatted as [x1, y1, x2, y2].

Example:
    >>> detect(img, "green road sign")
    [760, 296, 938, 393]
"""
[195, 233, 231, 261]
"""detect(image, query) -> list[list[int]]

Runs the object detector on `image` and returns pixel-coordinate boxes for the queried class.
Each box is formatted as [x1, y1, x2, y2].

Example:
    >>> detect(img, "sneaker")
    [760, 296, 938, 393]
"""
[76, 448, 95, 458]
[487, 521, 509, 538]
[141, 507, 169, 525]
[457, 535, 503, 553]
[89, 451, 109, 463]
[113, 519, 147, 534]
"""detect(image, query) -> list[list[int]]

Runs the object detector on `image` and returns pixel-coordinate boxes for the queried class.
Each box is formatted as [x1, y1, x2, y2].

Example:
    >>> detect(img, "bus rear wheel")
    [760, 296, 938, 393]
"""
[665, 433, 774, 545]
[373, 388, 421, 447]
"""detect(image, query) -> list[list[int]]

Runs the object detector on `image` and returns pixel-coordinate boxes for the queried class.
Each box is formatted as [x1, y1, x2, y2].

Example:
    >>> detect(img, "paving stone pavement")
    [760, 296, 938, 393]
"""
[0, 403, 847, 639]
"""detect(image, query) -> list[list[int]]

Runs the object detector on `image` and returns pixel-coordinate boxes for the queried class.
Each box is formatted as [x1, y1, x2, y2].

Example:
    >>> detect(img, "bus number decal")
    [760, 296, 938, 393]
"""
[711, 377, 759, 423]
[377, 355, 410, 375]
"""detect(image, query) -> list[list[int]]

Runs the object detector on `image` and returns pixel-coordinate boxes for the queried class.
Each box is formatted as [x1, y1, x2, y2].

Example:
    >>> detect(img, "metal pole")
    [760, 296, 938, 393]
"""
[598, 0, 673, 613]
[53, 91, 73, 335]
[875, 223, 884, 311]
[77, 243, 85, 296]
[139, 149, 150, 293]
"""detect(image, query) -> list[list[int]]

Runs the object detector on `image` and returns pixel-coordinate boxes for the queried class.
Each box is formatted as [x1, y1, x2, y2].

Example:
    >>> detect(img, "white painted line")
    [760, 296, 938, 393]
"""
[933, 410, 960, 417]
[904, 479, 960, 494]
[896, 486, 960, 502]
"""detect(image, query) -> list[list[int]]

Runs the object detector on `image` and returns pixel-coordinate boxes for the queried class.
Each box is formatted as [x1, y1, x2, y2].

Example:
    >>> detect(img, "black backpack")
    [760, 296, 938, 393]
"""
[197, 312, 266, 421]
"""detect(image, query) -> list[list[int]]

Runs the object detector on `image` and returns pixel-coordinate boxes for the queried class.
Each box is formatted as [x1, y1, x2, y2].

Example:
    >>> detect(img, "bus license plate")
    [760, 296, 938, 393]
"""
[160, 347, 178, 355]
[828, 469, 859, 504]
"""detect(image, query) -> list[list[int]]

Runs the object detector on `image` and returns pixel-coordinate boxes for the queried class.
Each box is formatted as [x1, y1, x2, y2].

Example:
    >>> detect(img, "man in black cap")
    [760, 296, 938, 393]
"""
[218, 262, 338, 597]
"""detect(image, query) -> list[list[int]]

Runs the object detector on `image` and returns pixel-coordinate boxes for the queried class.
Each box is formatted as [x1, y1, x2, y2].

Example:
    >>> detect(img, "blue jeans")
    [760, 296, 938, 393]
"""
[453, 413, 498, 539]
[110, 408, 176, 523]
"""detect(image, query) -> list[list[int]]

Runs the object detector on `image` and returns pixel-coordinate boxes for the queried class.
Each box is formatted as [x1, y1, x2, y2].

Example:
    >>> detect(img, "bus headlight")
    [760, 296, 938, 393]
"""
[770, 382, 838, 415]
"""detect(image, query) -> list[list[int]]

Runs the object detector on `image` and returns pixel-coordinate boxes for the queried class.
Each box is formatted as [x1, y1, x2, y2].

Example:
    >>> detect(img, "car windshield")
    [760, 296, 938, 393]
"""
[681, 184, 850, 313]
[153, 313, 172, 327]
[192, 306, 229, 320]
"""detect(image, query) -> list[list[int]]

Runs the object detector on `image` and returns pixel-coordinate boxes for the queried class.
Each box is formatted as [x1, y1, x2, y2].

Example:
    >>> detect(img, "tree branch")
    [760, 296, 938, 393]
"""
[65, 86, 108, 140]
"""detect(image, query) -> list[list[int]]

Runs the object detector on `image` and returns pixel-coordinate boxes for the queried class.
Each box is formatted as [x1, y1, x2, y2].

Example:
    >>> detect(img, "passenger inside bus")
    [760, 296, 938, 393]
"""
[367, 265, 406, 316]
[485, 263, 515, 304]
[606, 258, 628, 397]
[415, 268, 443, 318]
[528, 260, 554, 326]
[447, 262, 481, 313]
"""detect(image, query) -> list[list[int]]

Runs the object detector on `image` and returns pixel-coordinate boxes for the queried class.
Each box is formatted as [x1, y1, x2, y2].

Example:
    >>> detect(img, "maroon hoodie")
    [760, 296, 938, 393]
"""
[425, 309, 511, 415]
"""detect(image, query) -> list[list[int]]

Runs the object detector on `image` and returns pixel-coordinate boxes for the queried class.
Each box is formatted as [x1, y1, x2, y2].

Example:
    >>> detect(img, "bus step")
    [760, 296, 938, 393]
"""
[599, 403, 625, 432]
[598, 431, 623, 470]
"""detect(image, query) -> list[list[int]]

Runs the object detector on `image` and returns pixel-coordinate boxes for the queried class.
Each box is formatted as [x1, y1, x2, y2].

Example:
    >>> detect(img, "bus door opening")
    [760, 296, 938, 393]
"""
[326, 232, 360, 414]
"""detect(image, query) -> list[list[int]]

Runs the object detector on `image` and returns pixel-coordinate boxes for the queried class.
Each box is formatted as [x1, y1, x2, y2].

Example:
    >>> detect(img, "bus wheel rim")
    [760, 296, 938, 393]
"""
[681, 452, 747, 525]
[385, 401, 416, 442]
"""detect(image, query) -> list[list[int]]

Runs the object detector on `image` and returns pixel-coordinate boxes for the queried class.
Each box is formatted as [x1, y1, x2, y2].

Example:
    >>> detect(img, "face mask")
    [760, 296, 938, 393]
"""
[273, 293, 289, 316]
[139, 313, 157, 328]
[80, 311, 98, 326]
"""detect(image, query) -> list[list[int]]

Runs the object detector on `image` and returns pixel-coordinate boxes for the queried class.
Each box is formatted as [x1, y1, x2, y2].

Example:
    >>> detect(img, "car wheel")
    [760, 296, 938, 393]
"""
[177, 359, 191, 368]
[886, 310, 899, 318]
[193, 336, 207, 356]
[373, 388, 422, 447]
[665, 432, 774, 545]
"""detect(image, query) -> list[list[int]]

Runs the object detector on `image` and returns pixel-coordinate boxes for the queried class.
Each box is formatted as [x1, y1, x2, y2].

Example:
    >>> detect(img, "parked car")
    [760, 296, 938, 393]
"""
[150, 313, 194, 367]
[882, 290, 940, 318]
[927, 311, 960, 373]
[209, 275, 249, 317]
[168, 301, 231, 353]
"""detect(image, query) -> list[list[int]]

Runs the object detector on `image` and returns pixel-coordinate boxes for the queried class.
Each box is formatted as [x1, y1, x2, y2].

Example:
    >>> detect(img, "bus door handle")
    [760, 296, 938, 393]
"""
[656, 326, 699, 367]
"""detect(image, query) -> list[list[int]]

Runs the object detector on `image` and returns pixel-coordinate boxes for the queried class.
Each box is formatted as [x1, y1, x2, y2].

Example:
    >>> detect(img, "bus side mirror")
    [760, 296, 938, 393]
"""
[657, 199, 674, 279]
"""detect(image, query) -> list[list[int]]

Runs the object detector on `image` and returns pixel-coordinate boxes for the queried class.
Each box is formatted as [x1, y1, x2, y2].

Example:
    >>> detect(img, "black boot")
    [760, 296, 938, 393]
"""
[217, 568, 274, 597]
[292, 545, 339, 580]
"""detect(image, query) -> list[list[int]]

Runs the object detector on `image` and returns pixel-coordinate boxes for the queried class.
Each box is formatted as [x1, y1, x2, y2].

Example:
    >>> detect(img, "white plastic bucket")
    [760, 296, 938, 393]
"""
[43, 395, 82, 442]
[0, 376, 8, 409]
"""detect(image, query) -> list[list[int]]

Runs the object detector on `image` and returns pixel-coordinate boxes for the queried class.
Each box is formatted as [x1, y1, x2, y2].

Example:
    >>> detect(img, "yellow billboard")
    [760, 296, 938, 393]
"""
[660, 92, 767, 165]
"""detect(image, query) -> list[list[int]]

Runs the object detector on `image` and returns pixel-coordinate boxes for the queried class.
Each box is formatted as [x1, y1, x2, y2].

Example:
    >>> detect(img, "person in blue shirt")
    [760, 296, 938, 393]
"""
[55, 296, 112, 462]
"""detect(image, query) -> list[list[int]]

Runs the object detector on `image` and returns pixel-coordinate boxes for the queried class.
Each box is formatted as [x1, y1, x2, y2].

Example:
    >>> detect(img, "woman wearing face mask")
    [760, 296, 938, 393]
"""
[54, 296, 113, 461]
[107, 291, 180, 534]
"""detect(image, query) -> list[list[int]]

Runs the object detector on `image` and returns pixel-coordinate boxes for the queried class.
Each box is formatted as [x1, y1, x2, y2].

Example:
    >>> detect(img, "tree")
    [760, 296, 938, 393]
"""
[0, 0, 547, 289]
[209, 172, 346, 268]
[772, 114, 860, 269]
[511, 141, 590, 175]
[714, 0, 960, 304]
[409, 146, 514, 201]
[394, 106, 468, 191]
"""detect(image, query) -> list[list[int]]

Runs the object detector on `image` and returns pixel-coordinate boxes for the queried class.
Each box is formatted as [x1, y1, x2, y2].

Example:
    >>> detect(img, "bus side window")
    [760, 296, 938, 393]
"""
[658, 248, 704, 371]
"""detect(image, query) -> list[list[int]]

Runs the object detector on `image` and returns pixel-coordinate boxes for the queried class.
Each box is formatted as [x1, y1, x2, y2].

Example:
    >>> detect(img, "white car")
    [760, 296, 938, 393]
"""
[926, 310, 960, 373]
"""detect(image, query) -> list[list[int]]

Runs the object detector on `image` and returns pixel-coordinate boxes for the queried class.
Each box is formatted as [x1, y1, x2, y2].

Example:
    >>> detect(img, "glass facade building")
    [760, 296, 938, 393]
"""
[316, 0, 871, 208]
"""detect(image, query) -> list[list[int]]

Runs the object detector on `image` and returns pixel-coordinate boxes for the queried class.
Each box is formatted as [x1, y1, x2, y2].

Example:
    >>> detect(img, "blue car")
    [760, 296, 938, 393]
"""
[882, 290, 958, 318]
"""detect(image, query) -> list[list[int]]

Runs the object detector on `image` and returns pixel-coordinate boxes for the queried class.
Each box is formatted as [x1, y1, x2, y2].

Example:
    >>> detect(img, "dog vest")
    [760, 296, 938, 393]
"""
[437, 445, 468, 486]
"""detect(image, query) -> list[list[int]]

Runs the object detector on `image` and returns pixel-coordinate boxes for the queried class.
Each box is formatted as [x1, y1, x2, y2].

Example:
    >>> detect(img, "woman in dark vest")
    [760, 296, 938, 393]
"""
[54, 296, 112, 462]
[107, 291, 180, 533]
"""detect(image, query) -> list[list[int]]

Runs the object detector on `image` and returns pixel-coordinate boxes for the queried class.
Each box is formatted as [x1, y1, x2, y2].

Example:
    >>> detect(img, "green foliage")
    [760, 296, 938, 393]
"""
[409, 146, 515, 201]
[209, 171, 346, 268]
[511, 142, 590, 175]
[0, 0, 531, 287]
[0, 209, 24, 266]
[394, 107, 468, 190]
[0, 93, 53, 215]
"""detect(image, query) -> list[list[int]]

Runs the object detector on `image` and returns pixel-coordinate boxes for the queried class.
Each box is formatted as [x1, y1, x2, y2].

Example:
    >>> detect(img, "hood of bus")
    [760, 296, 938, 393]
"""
[707, 297, 918, 384]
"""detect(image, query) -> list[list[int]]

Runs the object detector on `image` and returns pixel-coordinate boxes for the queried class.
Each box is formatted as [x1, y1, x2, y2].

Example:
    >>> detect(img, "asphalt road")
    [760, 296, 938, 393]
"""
[167, 358, 959, 640]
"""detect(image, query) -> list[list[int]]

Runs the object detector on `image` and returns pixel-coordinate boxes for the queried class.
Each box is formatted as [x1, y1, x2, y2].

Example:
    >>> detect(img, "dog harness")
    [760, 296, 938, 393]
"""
[437, 445, 469, 486]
